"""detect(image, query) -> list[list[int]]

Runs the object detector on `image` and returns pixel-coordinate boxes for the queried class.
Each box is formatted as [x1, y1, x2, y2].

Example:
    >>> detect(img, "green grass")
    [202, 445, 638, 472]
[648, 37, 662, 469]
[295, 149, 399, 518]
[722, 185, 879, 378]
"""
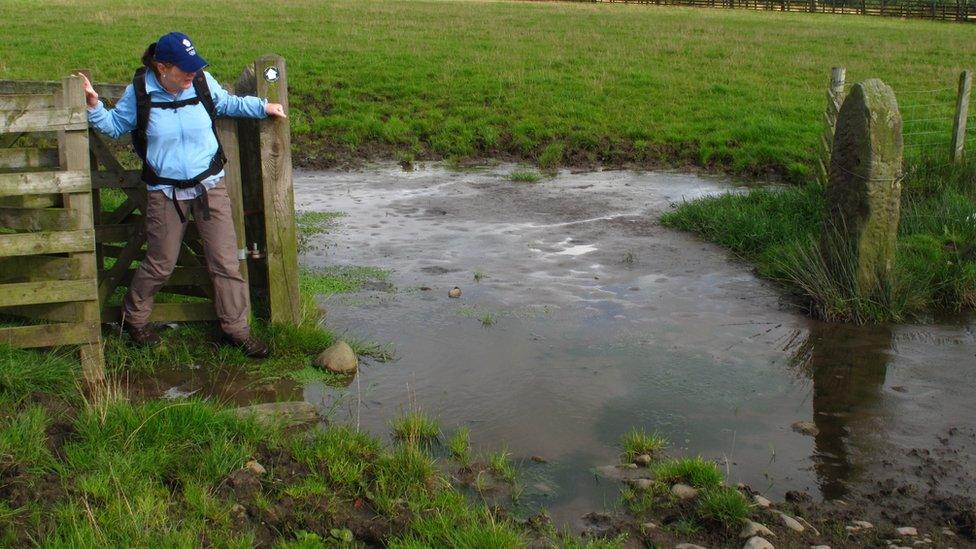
[300, 265, 389, 297]
[488, 450, 517, 484]
[3, 1, 974, 177]
[620, 427, 668, 462]
[508, 170, 541, 183]
[296, 211, 345, 253]
[651, 456, 723, 490]
[390, 410, 440, 446]
[697, 487, 751, 529]
[663, 157, 976, 321]
[448, 426, 471, 467]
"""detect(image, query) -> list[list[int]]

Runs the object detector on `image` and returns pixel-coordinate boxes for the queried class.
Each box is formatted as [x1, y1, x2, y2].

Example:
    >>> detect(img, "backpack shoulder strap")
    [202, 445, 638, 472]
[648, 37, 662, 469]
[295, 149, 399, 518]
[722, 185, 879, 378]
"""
[193, 71, 218, 121]
[132, 67, 151, 162]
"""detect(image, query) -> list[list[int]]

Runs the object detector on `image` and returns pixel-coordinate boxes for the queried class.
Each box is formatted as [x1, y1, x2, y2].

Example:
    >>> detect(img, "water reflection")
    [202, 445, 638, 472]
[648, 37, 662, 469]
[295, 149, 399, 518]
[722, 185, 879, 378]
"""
[789, 323, 892, 499]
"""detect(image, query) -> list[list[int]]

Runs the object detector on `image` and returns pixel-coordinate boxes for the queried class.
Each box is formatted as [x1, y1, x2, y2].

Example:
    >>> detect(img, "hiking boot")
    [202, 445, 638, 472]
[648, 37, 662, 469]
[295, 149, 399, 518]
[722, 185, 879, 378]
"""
[123, 322, 162, 346]
[223, 332, 271, 359]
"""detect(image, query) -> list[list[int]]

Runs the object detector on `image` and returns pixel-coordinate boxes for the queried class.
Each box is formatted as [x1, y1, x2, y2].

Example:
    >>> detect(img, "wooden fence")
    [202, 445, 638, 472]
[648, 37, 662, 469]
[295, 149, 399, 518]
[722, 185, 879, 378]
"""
[556, 0, 976, 21]
[0, 55, 301, 381]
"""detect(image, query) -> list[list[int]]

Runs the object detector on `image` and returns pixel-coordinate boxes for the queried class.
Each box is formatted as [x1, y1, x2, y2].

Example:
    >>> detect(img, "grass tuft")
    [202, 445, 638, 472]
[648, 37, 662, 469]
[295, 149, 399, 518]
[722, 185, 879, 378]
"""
[697, 486, 751, 529]
[448, 427, 471, 467]
[620, 427, 668, 461]
[390, 410, 440, 446]
[509, 170, 541, 183]
[651, 456, 723, 490]
[488, 450, 517, 484]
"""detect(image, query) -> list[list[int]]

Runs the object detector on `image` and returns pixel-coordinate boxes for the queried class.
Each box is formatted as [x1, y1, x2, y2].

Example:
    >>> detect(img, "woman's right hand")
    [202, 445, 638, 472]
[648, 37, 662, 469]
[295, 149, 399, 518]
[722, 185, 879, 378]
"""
[75, 72, 99, 108]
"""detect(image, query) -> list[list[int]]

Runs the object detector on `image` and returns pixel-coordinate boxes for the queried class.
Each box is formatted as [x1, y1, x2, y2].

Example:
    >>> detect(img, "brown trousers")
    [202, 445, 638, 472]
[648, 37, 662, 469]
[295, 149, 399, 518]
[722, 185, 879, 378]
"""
[123, 180, 250, 339]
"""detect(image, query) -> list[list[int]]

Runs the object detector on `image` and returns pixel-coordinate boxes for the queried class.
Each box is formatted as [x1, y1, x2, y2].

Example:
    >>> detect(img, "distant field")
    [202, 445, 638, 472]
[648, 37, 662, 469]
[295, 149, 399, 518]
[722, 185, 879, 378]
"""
[1, 0, 974, 179]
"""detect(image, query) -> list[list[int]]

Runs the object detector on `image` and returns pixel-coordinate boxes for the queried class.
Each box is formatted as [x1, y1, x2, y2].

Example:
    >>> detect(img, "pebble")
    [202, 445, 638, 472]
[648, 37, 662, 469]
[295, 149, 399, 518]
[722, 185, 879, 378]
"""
[743, 537, 773, 549]
[245, 460, 266, 475]
[778, 513, 805, 533]
[633, 454, 652, 467]
[530, 455, 547, 463]
[674, 544, 707, 549]
[671, 483, 699, 500]
[896, 527, 918, 537]
[448, 286, 462, 298]
[810, 546, 831, 549]
[942, 528, 956, 537]
[740, 520, 776, 539]
[641, 521, 659, 531]
[753, 495, 772, 508]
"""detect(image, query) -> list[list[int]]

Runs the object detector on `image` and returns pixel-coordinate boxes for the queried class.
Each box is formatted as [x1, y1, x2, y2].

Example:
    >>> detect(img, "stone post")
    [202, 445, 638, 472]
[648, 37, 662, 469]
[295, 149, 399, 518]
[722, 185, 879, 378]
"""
[822, 79, 903, 293]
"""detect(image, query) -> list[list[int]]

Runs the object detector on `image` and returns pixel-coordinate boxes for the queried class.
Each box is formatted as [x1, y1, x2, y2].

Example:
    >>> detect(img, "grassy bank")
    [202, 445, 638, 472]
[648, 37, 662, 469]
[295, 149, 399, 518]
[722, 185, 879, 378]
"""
[2, 0, 975, 178]
[662, 156, 976, 322]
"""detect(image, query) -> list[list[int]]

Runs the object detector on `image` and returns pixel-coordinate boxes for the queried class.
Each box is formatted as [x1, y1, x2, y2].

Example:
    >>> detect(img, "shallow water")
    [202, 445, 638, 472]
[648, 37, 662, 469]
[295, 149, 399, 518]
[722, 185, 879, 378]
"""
[155, 162, 976, 529]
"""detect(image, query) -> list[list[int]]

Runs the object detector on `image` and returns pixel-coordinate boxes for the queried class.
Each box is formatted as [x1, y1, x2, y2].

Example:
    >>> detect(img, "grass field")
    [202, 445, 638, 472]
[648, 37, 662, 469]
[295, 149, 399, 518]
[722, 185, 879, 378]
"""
[2, 0, 975, 178]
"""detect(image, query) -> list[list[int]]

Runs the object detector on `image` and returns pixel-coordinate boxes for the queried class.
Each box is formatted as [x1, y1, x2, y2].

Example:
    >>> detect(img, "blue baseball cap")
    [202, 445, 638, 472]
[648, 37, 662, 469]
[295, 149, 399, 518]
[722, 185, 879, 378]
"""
[153, 32, 208, 73]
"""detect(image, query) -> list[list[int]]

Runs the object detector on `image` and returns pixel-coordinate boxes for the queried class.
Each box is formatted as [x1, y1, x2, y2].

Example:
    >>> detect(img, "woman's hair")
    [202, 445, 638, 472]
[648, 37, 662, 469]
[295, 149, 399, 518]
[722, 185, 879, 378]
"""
[140, 43, 172, 78]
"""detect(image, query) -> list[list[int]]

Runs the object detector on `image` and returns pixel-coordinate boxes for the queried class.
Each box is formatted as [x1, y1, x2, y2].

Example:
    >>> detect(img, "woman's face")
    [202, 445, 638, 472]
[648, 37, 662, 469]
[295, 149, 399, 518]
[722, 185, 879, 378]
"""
[157, 63, 196, 91]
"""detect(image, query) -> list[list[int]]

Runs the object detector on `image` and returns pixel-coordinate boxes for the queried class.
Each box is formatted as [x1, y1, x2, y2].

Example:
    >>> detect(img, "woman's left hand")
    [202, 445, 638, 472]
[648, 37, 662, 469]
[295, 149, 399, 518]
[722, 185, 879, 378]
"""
[265, 103, 287, 118]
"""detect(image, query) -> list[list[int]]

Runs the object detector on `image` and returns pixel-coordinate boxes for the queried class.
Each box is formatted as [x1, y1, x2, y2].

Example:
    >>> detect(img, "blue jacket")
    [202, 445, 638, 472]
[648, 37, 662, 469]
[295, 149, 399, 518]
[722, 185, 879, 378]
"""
[87, 70, 267, 198]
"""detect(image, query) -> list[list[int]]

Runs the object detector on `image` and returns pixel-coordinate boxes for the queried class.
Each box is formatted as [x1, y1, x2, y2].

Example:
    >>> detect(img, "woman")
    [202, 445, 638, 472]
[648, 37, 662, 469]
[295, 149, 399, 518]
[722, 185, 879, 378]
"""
[81, 32, 287, 358]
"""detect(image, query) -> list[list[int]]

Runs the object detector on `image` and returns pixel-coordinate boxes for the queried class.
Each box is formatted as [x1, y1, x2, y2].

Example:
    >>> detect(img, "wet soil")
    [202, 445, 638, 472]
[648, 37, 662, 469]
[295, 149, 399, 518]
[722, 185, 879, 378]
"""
[289, 162, 976, 538]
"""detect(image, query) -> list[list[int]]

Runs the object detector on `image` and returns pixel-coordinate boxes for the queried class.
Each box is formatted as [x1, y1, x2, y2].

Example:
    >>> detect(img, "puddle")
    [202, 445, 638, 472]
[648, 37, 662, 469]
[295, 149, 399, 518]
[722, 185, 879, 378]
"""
[228, 162, 976, 528]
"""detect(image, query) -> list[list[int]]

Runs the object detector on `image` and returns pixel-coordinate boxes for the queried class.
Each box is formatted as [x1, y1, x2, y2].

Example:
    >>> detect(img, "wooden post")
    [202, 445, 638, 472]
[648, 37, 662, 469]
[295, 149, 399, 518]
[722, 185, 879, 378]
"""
[950, 70, 972, 163]
[819, 67, 846, 187]
[60, 75, 104, 383]
[254, 55, 300, 326]
[217, 115, 250, 287]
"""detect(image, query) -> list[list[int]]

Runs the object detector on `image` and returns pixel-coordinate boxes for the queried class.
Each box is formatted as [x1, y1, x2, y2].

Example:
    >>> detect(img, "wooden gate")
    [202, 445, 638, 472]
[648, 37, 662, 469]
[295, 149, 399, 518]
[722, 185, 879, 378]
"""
[0, 55, 299, 379]
[0, 76, 104, 382]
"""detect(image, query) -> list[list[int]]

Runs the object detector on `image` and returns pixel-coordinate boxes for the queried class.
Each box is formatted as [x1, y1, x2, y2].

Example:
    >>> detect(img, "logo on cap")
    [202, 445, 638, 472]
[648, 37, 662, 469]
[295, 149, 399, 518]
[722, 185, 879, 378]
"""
[182, 38, 197, 56]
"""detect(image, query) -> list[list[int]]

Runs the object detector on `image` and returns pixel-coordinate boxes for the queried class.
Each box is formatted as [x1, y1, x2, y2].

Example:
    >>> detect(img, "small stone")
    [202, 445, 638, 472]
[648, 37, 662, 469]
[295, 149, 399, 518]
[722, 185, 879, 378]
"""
[641, 521, 659, 531]
[531, 482, 555, 495]
[852, 520, 875, 529]
[740, 520, 775, 539]
[313, 341, 358, 375]
[674, 544, 707, 549]
[753, 495, 772, 508]
[942, 528, 956, 537]
[810, 546, 831, 549]
[632, 479, 656, 491]
[245, 460, 266, 475]
[896, 527, 918, 537]
[736, 482, 746, 489]
[448, 286, 462, 298]
[671, 483, 699, 500]
[743, 537, 774, 549]
[778, 513, 805, 533]
[634, 454, 652, 467]
[622, 463, 638, 469]
[530, 455, 547, 463]
[593, 464, 646, 481]
[791, 421, 819, 436]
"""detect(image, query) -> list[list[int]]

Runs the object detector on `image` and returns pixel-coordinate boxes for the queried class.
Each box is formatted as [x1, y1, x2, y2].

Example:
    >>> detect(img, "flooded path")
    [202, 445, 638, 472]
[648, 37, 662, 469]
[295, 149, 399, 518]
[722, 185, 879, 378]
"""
[290, 163, 973, 528]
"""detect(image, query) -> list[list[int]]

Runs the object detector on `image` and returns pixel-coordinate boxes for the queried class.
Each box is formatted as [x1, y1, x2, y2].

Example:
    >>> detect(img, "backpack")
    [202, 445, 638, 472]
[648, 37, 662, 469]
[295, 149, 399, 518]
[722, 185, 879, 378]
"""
[131, 66, 227, 221]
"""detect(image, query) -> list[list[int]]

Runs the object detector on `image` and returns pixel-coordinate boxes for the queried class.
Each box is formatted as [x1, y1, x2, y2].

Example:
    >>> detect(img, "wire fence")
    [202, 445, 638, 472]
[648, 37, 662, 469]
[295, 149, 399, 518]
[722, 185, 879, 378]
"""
[835, 77, 972, 161]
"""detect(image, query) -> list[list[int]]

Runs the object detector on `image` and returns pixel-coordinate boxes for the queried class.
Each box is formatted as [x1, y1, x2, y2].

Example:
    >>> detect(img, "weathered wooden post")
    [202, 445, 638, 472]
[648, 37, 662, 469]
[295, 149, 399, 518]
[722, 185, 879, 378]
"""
[818, 67, 846, 187]
[822, 79, 903, 294]
[950, 70, 972, 163]
[234, 55, 301, 325]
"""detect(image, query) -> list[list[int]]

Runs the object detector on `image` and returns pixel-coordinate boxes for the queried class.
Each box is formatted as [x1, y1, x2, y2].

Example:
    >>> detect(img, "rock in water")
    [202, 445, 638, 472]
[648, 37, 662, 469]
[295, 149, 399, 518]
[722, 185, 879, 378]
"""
[449, 286, 462, 298]
[231, 401, 319, 428]
[743, 537, 774, 549]
[314, 341, 358, 374]
[791, 421, 819, 436]
[740, 521, 775, 539]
